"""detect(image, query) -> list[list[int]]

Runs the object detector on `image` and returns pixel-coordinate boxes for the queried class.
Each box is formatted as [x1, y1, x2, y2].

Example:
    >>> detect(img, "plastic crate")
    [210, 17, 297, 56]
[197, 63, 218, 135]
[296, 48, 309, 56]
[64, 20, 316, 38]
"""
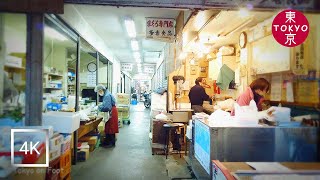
[46, 103, 62, 111]
[46, 157, 60, 180]
[59, 150, 71, 179]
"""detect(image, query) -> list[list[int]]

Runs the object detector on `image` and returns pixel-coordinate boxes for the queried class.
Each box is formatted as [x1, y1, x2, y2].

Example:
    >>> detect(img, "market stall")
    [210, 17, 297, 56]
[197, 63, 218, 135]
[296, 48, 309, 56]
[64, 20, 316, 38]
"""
[167, 8, 320, 180]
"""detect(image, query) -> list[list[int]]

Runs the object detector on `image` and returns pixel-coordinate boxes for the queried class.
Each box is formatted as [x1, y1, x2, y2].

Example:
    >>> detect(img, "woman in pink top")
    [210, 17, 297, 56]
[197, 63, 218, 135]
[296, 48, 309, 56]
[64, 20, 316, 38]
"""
[231, 78, 270, 116]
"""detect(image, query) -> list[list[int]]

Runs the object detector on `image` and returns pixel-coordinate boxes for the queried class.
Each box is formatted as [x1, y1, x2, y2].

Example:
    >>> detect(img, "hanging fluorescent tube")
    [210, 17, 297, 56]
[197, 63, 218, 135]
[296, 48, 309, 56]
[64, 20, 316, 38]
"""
[133, 52, 141, 59]
[131, 40, 139, 51]
[125, 18, 136, 38]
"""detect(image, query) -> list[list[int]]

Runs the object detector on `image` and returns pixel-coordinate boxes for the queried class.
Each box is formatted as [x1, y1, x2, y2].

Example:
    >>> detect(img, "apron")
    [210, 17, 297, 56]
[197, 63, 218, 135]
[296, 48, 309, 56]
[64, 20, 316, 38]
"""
[104, 106, 119, 134]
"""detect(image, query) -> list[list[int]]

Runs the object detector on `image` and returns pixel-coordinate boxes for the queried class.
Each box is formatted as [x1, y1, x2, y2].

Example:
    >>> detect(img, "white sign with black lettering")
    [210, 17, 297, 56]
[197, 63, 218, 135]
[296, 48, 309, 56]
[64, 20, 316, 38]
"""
[121, 63, 133, 71]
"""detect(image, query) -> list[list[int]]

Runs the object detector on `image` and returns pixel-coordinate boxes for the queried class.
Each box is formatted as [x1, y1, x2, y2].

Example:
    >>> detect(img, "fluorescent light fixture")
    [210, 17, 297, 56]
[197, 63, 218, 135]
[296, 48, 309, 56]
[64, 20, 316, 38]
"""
[131, 40, 139, 51]
[195, 11, 206, 30]
[124, 18, 136, 38]
[133, 52, 141, 59]
[135, 57, 141, 63]
[45, 26, 67, 41]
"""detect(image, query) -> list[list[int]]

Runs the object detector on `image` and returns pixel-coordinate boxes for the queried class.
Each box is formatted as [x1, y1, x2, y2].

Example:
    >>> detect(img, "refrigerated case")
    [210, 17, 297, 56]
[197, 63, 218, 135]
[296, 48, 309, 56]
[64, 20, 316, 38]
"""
[194, 119, 319, 175]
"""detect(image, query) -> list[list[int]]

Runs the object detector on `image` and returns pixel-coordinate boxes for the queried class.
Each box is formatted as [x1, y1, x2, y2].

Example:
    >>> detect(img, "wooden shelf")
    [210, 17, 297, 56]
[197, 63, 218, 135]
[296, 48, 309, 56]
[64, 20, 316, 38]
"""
[78, 117, 103, 139]
[45, 73, 63, 77]
[44, 87, 62, 90]
[268, 101, 320, 108]
[4, 65, 26, 70]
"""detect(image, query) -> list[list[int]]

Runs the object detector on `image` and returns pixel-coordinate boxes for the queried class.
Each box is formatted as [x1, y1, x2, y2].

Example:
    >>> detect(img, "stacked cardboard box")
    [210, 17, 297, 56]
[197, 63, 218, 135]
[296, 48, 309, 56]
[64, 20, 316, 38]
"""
[79, 136, 98, 152]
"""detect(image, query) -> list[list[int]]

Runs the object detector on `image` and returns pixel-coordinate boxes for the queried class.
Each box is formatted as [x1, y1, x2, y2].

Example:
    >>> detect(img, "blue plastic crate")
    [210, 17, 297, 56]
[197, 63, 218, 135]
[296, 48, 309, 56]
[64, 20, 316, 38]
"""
[46, 103, 62, 111]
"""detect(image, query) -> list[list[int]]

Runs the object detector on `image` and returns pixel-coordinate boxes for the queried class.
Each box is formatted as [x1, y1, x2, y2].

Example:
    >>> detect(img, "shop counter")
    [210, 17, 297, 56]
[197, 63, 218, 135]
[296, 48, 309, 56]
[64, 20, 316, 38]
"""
[78, 117, 103, 138]
[194, 118, 319, 175]
[212, 161, 320, 179]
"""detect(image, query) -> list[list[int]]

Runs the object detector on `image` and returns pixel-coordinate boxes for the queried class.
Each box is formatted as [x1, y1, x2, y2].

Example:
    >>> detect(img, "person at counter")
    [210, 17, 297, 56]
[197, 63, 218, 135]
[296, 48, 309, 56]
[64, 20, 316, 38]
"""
[94, 84, 119, 147]
[231, 78, 270, 115]
[189, 77, 211, 113]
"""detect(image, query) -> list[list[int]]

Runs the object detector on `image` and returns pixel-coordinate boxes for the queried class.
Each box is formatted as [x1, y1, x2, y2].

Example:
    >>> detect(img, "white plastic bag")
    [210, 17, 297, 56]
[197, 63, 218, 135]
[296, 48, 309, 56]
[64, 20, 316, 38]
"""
[266, 107, 291, 122]
[234, 100, 261, 122]
[155, 113, 167, 121]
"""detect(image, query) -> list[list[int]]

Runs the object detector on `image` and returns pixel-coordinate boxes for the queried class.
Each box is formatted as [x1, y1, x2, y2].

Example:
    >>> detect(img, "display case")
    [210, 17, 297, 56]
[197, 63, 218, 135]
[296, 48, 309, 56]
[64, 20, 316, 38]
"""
[194, 119, 319, 175]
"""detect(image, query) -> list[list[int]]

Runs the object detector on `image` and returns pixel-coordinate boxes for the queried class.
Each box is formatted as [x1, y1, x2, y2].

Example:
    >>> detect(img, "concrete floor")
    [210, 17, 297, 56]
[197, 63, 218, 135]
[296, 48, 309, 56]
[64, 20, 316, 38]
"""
[72, 103, 194, 180]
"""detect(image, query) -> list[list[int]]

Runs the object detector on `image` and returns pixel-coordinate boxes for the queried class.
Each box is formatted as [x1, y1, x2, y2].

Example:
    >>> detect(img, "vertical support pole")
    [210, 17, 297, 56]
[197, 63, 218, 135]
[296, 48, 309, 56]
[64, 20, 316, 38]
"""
[73, 36, 81, 165]
[25, 13, 44, 126]
[0, 14, 4, 116]
[96, 52, 99, 104]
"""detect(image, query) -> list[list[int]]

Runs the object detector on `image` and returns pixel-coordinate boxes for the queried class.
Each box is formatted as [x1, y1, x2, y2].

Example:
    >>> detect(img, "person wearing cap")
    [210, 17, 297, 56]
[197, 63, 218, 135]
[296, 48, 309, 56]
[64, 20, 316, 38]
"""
[188, 77, 211, 113]
[95, 84, 119, 147]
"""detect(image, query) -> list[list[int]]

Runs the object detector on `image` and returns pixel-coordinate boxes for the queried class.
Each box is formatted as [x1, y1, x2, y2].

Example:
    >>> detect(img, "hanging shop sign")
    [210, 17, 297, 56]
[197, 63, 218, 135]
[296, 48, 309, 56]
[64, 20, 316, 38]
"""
[144, 66, 155, 74]
[87, 72, 97, 87]
[146, 17, 175, 42]
[121, 63, 133, 71]
[0, 0, 63, 13]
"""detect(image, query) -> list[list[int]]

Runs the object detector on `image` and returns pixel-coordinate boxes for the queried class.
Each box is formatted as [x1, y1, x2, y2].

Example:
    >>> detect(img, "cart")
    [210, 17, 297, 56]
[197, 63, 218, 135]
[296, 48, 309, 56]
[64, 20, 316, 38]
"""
[118, 105, 130, 124]
[116, 93, 131, 125]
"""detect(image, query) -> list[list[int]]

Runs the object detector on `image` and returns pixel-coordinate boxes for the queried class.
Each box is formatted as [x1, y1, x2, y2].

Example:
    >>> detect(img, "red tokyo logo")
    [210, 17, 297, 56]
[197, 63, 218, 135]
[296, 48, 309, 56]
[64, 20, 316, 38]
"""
[272, 10, 309, 47]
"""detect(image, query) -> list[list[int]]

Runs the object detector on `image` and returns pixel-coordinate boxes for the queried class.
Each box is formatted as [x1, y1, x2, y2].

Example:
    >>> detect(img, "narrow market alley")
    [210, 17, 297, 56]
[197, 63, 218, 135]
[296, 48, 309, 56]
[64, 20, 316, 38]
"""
[71, 103, 193, 180]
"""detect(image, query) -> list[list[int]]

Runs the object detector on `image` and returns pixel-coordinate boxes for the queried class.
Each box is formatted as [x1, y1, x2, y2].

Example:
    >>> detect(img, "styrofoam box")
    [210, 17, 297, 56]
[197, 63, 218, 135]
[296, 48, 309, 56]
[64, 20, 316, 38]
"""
[61, 135, 72, 154]
[49, 134, 63, 150]
[15, 125, 54, 138]
[5, 56, 22, 68]
[43, 112, 80, 133]
[49, 148, 61, 161]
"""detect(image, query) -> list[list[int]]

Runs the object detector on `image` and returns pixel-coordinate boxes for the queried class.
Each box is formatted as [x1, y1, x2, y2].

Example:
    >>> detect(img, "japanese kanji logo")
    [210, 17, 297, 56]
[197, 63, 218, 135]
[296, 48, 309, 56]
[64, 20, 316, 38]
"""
[272, 9, 309, 47]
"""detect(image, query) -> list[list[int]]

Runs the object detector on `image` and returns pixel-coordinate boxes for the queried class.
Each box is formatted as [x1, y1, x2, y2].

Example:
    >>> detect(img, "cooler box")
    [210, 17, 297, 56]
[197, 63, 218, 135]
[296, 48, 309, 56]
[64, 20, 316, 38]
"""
[43, 112, 80, 133]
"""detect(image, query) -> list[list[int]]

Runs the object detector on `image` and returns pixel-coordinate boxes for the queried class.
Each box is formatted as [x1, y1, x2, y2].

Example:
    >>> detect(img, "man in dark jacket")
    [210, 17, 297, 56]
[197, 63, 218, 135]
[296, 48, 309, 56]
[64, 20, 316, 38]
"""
[188, 77, 211, 113]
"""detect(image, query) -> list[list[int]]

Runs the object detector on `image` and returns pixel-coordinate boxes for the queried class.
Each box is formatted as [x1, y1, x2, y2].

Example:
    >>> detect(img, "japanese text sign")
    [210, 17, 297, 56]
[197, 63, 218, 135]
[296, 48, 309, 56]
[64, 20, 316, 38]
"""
[121, 63, 133, 71]
[144, 66, 155, 74]
[146, 17, 175, 41]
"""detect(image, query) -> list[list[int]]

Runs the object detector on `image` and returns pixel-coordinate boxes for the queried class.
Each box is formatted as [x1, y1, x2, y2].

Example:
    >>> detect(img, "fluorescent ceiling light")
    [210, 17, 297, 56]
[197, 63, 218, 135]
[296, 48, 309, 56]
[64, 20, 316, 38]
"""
[45, 26, 67, 41]
[131, 40, 139, 51]
[125, 18, 136, 38]
[195, 11, 206, 30]
[133, 52, 141, 59]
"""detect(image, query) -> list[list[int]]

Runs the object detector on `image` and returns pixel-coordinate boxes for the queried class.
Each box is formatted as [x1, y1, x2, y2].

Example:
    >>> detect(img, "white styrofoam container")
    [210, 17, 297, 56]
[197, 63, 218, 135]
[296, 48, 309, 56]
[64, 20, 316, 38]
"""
[5, 56, 22, 68]
[14, 126, 54, 138]
[43, 112, 80, 133]
[49, 134, 63, 151]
